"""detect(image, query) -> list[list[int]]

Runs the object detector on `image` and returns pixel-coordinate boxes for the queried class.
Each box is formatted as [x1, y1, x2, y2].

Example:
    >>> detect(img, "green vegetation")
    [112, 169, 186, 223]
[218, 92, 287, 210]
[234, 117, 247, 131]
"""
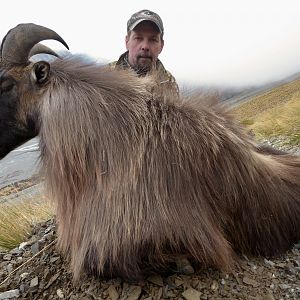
[232, 79, 300, 146]
[0, 198, 53, 251]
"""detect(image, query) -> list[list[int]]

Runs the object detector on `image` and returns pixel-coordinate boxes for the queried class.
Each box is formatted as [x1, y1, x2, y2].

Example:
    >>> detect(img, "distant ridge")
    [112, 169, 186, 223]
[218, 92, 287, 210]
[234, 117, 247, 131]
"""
[226, 70, 300, 107]
[179, 70, 300, 106]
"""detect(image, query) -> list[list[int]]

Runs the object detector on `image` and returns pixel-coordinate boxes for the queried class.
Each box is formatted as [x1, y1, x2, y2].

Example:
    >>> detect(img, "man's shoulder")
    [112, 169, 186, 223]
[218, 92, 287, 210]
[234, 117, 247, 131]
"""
[164, 69, 177, 83]
[156, 60, 177, 83]
[154, 60, 180, 96]
[110, 52, 130, 70]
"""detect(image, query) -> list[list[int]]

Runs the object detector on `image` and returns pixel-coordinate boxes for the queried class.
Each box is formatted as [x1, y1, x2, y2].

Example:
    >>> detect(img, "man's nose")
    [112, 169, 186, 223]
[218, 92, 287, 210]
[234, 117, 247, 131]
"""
[141, 40, 150, 51]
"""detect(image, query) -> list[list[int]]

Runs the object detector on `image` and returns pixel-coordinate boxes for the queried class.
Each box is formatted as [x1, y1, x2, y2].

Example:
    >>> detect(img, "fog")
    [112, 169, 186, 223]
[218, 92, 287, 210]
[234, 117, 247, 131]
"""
[1, 0, 300, 87]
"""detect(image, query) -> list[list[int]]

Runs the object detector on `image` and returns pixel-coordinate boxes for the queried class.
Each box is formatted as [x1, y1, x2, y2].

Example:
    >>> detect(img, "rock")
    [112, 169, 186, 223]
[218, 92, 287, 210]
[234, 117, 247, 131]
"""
[276, 263, 286, 269]
[56, 288, 64, 298]
[264, 259, 275, 267]
[44, 273, 60, 289]
[19, 283, 27, 293]
[2, 254, 12, 261]
[19, 242, 29, 250]
[156, 287, 163, 299]
[107, 285, 119, 300]
[45, 225, 55, 234]
[44, 231, 55, 241]
[30, 276, 39, 288]
[50, 256, 60, 263]
[9, 247, 21, 255]
[166, 275, 184, 289]
[262, 293, 275, 300]
[6, 264, 13, 273]
[279, 284, 291, 290]
[242, 276, 259, 287]
[27, 235, 38, 246]
[165, 276, 177, 288]
[16, 256, 23, 263]
[147, 274, 164, 286]
[0, 289, 20, 299]
[31, 242, 40, 254]
[210, 280, 218, 291]
[43, 267, 51, 281]
[292, 259, 300, 267]
[182, 288, 201, 300]
[126, 286, 142, 300]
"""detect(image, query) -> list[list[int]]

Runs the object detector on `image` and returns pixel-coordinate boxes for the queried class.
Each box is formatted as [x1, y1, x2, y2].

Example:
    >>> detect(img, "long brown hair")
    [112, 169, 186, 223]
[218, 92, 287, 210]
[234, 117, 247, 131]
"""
[38, 57, 300, 281]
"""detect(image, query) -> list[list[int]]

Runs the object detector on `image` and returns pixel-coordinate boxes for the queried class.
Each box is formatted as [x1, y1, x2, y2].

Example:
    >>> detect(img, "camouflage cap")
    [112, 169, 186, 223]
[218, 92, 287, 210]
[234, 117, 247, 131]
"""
[127, 9, 164, 36]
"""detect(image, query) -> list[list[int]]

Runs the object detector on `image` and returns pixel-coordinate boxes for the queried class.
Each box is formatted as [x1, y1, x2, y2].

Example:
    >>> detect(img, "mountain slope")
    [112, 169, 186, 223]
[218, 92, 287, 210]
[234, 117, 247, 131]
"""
[231, 78, 300, 147]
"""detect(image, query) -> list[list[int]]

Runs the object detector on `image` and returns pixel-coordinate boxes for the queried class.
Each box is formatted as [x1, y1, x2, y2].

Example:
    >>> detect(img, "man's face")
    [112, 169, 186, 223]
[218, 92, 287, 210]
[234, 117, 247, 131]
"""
[126, 21, 164, 73]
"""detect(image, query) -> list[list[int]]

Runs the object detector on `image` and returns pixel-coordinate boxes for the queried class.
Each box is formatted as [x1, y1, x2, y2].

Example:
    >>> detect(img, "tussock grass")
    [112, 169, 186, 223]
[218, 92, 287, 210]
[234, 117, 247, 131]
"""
[0, 197, 53, 251]
[232, 79, 300, 145]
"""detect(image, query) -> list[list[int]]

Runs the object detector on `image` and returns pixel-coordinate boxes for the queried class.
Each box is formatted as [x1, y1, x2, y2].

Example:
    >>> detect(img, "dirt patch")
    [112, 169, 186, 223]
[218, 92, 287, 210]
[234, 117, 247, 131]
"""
[0, 177, 41, 198]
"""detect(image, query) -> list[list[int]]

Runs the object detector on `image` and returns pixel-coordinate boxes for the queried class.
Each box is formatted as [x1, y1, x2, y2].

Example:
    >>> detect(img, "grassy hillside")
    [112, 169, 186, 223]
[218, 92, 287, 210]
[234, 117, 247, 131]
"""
[231, 79, 300, 146]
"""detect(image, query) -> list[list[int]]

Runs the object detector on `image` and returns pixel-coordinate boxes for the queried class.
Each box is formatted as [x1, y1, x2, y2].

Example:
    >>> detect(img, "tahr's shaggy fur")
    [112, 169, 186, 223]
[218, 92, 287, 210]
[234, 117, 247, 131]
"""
[0, 22, 299, 279]
[31, 57, 299, 281]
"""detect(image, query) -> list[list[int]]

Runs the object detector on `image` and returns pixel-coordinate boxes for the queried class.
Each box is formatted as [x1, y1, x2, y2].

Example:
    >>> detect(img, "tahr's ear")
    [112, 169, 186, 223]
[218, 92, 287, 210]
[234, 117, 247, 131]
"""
[31, 61, 50, 84]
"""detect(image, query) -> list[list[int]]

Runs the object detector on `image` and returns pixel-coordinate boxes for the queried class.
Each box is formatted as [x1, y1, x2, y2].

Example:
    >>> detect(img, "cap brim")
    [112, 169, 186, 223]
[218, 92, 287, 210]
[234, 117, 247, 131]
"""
[128, 19, 163, 34]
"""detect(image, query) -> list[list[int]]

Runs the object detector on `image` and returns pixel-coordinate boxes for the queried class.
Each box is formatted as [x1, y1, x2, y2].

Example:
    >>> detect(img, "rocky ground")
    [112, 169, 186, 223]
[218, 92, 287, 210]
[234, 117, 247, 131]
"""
[0, 142, 299, 300]
[260, 137, 300, 156]
[0, 219, 299, 300]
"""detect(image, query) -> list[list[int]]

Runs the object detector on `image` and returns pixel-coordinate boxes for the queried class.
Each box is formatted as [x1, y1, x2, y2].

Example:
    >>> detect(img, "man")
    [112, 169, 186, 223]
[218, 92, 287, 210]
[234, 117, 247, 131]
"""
[111, 9, 179, 97]
[111, 11, 193, 274]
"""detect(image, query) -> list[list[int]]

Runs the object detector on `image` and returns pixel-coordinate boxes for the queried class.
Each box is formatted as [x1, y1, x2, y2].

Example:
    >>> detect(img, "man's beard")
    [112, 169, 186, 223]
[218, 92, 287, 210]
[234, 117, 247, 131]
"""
[132, 64, 151, 76]
[133, 56, 154, 76]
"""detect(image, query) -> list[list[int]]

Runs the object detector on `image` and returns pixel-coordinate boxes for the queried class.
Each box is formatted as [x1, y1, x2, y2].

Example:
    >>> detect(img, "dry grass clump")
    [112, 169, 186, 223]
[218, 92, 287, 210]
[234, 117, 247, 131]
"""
[0, 197, 53, 251]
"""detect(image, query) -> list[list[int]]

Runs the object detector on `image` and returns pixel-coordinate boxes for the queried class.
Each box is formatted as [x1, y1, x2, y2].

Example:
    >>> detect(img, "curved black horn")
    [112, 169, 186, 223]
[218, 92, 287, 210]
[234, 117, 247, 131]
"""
[29, 43, 60, 59]
[0, 23, 69, 65]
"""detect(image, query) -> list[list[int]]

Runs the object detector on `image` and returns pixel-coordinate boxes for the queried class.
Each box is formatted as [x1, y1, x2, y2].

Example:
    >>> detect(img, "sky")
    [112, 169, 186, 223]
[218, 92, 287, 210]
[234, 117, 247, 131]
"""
[1, 0, 300, 87]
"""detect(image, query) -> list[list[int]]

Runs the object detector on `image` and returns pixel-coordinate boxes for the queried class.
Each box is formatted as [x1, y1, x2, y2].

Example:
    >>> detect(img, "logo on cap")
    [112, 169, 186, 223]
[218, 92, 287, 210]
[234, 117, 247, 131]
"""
[127, 9, 164, 35]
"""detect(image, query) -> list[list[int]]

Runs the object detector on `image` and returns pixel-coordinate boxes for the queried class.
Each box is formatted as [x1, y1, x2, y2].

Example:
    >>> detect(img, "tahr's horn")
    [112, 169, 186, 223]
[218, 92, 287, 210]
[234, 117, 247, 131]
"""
[0, 23, 69, 65]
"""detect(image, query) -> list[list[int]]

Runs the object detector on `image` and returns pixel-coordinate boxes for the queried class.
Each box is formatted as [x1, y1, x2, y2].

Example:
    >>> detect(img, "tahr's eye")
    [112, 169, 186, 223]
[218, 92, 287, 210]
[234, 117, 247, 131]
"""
[0, 79, 14, 93]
